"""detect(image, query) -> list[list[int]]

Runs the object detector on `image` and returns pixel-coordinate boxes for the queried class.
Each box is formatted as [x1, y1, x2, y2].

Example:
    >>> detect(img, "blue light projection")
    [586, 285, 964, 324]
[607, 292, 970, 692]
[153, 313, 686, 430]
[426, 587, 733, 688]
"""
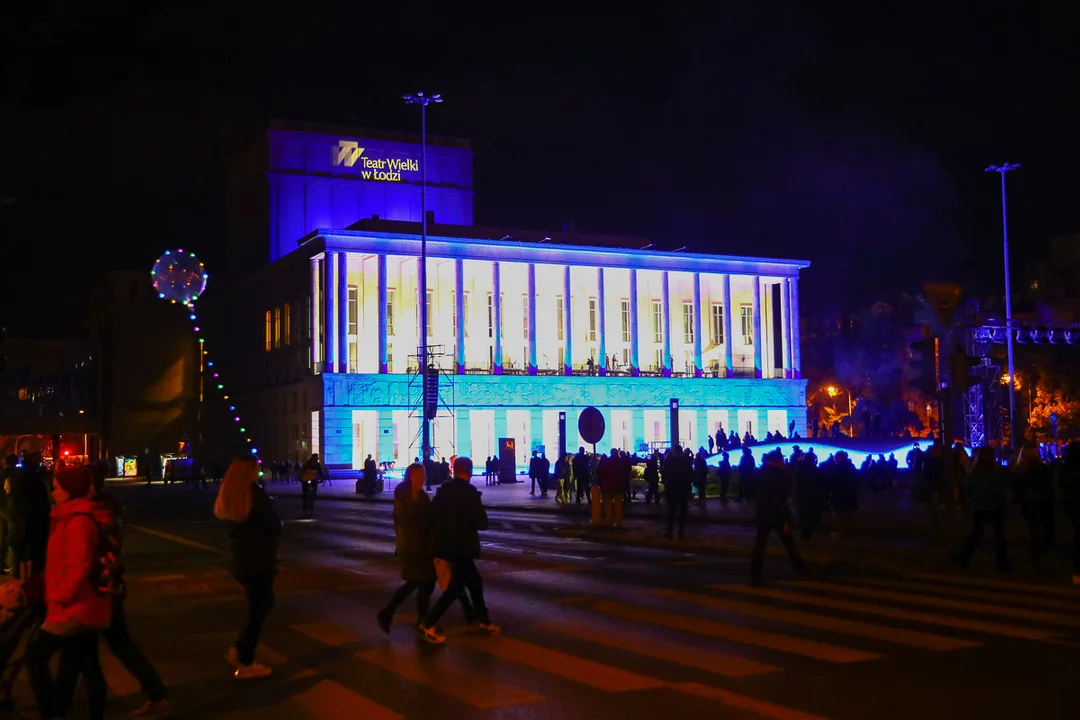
[706, 439, 940, 468]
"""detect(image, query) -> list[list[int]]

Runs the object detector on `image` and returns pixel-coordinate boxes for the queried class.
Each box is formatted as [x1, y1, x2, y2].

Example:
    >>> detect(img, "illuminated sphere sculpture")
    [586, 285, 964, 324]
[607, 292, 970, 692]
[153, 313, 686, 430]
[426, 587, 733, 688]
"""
[151, 249, 208, 304]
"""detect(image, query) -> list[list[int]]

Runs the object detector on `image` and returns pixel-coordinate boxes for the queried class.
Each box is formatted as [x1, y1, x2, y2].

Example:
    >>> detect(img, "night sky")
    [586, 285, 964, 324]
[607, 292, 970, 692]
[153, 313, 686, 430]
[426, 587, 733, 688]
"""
[3, 3, 1078, 336]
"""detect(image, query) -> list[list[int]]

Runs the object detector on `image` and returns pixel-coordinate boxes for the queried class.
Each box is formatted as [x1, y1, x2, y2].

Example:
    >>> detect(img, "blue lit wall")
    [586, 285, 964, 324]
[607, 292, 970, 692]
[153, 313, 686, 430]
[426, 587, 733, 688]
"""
[268, 129, 474, 261]
[319, 373, 807, 469]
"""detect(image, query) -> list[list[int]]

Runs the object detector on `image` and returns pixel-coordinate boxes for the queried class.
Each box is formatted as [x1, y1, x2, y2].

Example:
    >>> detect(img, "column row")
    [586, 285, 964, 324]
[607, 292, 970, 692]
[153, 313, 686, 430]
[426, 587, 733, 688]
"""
[313, 254, 801, 379]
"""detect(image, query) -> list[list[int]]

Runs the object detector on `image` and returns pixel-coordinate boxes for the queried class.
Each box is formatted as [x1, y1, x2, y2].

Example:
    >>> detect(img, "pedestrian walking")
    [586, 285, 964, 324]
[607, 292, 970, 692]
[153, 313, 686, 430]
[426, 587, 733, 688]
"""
[418, 457, 500, 645]
[24, 465, 112, 720]
[955, 446, 1010, 572]
[55, 462, 169, 717]
[377, 463, 440, 633]
[644, 454, 661, 506]
[693, 449, 709, 509]
[1058, 441, 1080, 585]
[299, 453, 325, 518]
[573, 448, 592, 504]
[1013, 446, 1055, 573]
[662, 445, 693, 540]
[750, 450, 806, 585]
[215, 456, 283, 679]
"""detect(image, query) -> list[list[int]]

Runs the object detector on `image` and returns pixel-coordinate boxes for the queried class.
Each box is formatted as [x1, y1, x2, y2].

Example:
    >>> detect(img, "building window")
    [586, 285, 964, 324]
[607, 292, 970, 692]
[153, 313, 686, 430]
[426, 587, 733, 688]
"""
[556, 296, 565, 341]
[386, 289, 396, 336]
[620, 299, 630, 343]
[653, 347, 663, 371]
[711, 304, 724, 345]
[522, 294, 529, 340]
[284, 302, 292, 345]
[265, 310, 272, 352]
[487, 293, 494, 338]
[651, 300, 663, 344]
[741, 304, 754, 345]
[426, 289, 434, 338]
[348, 286, 359, 336]
[451, 291, 457, 338]
[588, 298, 598, 342]
[682, 302, 694, 345]
[500, 292, 505, 338]
[273, 307, 282, 349]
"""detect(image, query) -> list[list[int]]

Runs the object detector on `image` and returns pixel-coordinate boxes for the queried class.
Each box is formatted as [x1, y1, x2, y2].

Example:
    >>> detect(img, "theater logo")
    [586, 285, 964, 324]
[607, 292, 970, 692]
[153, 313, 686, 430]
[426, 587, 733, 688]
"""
[333, 141, 419, 182]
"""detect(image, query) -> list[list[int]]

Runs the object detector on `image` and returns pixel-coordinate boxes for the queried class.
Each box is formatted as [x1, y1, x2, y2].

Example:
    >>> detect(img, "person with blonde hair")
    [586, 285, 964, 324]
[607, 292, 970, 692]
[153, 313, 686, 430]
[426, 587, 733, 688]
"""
[377, 463, 437, 633]
[215, 456, 282, 679]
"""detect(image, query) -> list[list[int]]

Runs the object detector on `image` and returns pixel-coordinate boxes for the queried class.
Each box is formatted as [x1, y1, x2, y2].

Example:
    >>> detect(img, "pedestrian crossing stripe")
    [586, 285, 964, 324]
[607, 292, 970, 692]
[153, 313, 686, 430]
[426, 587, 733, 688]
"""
[455, 634, 666, 692]
[293, 679, 403, 720]
[593, 599, 882, 663]
[710, 584, 1060, 641]
[907, 572, 1080, 599]
[648, 588, 980, 651]
[779, 580, 1080, 629]
[850, 577, 1080, 612]
[356, 644, 546, 708]
[536, 618, 782, 677]
[673, 682, 833, 720]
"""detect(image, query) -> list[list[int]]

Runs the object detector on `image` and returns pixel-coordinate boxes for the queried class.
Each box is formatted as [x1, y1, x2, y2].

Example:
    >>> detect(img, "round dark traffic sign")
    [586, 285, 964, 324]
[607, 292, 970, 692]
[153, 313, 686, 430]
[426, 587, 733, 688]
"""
[578, 406, 606, 445]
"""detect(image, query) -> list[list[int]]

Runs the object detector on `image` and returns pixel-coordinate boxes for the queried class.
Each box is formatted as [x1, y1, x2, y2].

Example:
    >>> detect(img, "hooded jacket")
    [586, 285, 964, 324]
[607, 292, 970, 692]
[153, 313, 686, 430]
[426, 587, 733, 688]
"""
[45, 497, 113, 631]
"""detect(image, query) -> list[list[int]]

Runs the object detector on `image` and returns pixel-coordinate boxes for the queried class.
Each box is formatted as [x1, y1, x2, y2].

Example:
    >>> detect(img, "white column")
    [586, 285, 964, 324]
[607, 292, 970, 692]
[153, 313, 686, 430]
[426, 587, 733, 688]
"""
[692, 272, 703, 378]
[752, 277, 763, 378]
[563, 265, 573, 375]
[721, 274, 733, 377]
[780, 278, 792, 378]
[629, 268, 640, 376]
[527, 263, 538, 374]
[322, 254, 336, 373]
[789, 277, 801, 378]
[597, 267, 607, 375]
[662, 271, 672, 377]
[337, 252, 349, 373]
[455, 259, 465, 373]
[377, 255, 388, 373]
[493, 261, 503, 374]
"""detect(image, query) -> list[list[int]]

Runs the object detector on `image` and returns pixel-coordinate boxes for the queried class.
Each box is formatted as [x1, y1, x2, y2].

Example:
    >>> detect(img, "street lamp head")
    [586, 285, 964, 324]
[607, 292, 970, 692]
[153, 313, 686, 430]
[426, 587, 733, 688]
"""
[986, 163, 1021, 173]
[403, 92, 443, 106]
[827, 386, 839, 397]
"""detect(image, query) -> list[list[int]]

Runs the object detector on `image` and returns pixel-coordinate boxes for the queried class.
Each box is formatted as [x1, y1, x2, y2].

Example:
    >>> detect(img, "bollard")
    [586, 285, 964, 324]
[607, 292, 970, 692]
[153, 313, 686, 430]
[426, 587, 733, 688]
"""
[612, 492, 624, 528]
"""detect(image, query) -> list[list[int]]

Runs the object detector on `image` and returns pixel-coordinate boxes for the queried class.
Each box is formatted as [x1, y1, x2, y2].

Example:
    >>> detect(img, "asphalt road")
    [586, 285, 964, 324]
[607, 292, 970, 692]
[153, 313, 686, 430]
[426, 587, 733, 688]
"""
[26, 483, 1080, 720]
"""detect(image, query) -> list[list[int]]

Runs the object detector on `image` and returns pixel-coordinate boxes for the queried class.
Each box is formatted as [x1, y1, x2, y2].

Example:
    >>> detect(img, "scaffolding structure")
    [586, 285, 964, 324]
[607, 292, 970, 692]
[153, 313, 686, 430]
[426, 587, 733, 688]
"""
[406, 345, 456, 460]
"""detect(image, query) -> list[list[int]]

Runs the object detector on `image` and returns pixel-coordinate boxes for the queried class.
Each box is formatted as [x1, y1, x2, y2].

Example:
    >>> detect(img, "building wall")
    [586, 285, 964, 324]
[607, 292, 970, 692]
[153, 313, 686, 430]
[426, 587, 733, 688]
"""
[316, 373, 807, 471]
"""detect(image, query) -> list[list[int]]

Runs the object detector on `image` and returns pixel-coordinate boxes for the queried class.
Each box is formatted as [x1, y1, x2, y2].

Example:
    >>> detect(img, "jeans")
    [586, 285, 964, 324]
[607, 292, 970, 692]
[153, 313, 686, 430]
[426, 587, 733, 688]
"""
[384, 579, 436, 620]
[301, 482, 317, 515]
[236, 572, 276, 665]
[751, 515, 805, 581]
[798, 502, 822, 542]
[666, 493, 689, 538]
[27, 629, 107, 720]
[56, 597, 168, 714]
[1023, 500, 1055, 568]
[956, 509, 1009, 571]
[423, 557, 489, 628]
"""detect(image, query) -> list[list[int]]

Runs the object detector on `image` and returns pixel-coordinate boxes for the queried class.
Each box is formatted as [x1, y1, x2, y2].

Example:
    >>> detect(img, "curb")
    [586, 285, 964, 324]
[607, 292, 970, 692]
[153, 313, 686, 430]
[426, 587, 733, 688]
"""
[266, 489, 759, 527]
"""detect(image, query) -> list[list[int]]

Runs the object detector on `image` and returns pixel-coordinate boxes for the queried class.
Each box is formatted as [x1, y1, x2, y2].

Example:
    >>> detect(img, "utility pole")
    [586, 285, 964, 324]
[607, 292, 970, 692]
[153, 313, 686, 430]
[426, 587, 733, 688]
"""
[403, 92, 443, 462]
[986, 163, 1020, 449]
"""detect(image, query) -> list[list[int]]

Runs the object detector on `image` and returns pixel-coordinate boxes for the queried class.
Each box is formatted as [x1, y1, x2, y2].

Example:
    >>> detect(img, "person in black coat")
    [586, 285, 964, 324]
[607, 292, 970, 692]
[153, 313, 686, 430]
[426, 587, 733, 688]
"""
[573, 448, 592, 504]
[750, 450, 805, 584]
[8, 442, 52, 580]
[419, 457, 499, 645]
[215, 457, 283, 679]
[693, 450, 710, 509]
[662, 446, 694, 540]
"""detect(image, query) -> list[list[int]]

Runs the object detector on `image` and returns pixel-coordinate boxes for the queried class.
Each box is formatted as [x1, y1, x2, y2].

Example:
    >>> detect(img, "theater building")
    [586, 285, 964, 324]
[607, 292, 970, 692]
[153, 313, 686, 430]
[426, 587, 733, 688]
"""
[210, 122, 808, 472]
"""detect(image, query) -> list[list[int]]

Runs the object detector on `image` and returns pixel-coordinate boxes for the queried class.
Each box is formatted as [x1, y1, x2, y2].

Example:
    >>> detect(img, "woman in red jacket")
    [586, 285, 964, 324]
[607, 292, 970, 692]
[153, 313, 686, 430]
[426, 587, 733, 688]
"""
[24, 464, 112, 720]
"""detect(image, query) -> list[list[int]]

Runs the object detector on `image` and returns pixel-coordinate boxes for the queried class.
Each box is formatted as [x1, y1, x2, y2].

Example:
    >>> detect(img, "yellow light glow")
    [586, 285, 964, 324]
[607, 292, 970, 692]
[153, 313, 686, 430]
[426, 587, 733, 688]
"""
[827, 386, 839, 397]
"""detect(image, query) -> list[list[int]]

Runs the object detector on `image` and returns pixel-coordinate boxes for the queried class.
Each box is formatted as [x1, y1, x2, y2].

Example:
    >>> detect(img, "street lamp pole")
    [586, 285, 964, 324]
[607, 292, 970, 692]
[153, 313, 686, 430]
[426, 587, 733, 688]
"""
[986, 162, 1020, 449]
[404, 91, 443, 463]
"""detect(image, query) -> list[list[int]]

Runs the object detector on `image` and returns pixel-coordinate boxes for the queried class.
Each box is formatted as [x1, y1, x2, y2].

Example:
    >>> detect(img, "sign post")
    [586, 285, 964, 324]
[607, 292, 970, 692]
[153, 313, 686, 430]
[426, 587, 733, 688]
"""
[578, 406, 606, 454]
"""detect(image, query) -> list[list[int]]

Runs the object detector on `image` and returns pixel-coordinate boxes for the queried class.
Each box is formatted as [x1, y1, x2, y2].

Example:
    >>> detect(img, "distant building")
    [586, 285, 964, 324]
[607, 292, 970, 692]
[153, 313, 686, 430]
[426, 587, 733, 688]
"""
[205, 123, 810, 471]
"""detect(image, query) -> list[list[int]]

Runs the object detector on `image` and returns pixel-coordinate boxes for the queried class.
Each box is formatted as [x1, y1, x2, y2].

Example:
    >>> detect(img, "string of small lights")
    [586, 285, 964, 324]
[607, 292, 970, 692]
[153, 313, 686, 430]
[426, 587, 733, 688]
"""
[151, 249, 261, 467]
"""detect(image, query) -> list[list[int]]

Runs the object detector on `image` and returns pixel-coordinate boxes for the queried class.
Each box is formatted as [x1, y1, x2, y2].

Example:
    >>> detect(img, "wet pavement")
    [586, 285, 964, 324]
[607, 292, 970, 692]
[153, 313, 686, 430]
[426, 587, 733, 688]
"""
[22, 482, 1080, 719]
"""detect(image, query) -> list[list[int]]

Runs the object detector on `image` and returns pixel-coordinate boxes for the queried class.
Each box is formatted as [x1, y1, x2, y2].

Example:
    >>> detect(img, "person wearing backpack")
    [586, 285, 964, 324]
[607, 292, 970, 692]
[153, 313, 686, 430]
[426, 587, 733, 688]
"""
[23, 464, 112, 720]
[215, 456, 282, 679]
[54, 462, 170, 717]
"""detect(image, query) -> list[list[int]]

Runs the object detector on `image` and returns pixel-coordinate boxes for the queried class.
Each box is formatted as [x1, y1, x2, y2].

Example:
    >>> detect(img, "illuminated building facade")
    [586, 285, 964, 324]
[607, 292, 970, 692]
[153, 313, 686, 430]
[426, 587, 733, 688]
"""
[214, 124, 808, 471]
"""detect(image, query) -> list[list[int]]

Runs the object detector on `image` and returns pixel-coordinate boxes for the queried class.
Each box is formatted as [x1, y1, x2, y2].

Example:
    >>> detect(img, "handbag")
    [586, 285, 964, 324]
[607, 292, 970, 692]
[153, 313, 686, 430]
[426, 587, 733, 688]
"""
[433, 558, 453, 592]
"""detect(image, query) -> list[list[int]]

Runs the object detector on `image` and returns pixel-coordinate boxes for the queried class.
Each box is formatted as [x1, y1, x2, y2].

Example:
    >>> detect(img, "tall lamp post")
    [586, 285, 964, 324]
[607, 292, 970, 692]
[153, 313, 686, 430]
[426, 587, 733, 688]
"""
[986, 162, 1020, 449]
[404, 91, 442, 462]
[827, 385, 853, 436]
